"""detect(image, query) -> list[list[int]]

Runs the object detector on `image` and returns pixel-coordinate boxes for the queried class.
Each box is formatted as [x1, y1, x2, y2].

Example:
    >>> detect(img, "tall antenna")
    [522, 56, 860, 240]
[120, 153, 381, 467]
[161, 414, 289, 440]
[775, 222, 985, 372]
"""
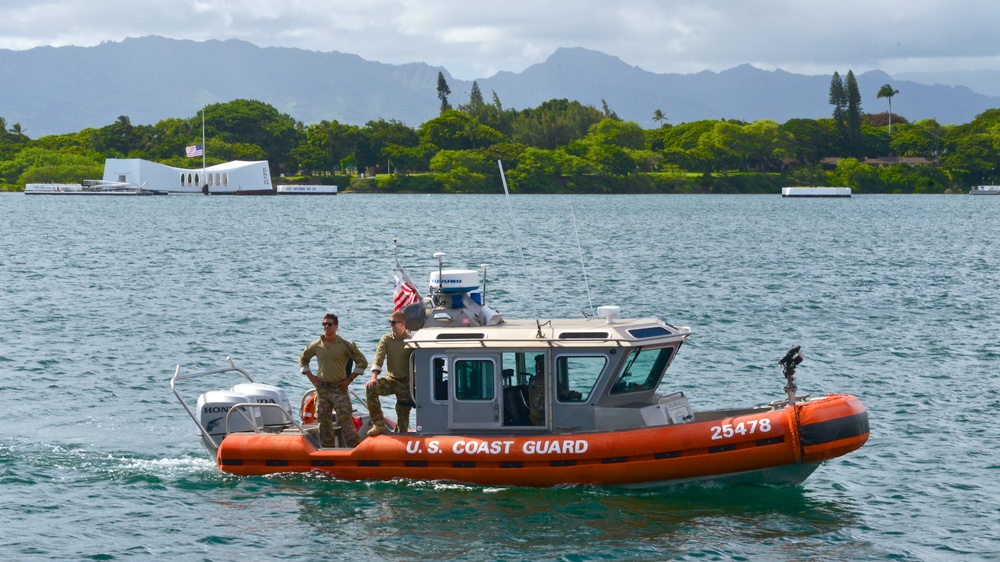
[570, 203, 595, 317]
[497, 160, 542, 338]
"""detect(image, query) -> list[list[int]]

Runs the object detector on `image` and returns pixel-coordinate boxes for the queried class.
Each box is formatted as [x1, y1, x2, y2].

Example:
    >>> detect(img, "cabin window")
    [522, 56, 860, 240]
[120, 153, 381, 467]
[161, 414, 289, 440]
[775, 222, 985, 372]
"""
[559, 332, 609, 339]
[610, 347, 673, 394]
[628, 326, 671, 339]
[454, 359, 495, 401]
[500, 352, 540, 386]
[555, 355, 606, 402]
[431, 357, 449, 401]
[437, 333, 484, 340]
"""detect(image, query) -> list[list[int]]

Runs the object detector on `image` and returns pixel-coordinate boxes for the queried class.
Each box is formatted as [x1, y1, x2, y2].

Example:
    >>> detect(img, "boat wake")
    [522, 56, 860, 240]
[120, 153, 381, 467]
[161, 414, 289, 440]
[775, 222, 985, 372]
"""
[0, 436, 217, 484]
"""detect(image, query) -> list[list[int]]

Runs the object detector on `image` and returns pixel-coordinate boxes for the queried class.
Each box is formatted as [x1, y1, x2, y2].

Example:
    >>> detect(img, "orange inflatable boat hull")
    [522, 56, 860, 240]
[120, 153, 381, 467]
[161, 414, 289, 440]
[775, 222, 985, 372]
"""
[217, 394, 868, 487]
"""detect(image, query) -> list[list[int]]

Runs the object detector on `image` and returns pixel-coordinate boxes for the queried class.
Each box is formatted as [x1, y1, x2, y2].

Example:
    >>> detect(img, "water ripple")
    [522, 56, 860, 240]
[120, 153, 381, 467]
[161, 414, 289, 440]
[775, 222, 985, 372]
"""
[1, 193, 998, 560]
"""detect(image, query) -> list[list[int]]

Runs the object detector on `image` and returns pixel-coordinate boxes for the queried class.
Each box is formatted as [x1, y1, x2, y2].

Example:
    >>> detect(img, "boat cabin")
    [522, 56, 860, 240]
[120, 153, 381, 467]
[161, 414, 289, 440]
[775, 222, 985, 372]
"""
[406, 314, 693, 436]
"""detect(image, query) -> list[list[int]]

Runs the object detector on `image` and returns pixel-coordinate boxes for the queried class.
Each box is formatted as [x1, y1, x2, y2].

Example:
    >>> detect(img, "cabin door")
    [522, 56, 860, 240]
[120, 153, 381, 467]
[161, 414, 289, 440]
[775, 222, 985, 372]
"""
[448, 354, 502, 429]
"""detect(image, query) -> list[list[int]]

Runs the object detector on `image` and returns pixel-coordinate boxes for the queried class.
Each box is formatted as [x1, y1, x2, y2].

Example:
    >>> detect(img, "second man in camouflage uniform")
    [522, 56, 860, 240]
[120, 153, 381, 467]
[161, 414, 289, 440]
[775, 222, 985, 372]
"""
[366, 311, 414, 436]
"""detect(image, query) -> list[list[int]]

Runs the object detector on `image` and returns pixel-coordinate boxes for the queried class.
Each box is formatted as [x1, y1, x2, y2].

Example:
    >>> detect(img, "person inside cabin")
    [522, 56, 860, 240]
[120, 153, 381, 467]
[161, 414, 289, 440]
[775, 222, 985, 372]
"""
[299, 313, 368, 447]
[365, 311, 415, 436]
[528, 354, 583, 426]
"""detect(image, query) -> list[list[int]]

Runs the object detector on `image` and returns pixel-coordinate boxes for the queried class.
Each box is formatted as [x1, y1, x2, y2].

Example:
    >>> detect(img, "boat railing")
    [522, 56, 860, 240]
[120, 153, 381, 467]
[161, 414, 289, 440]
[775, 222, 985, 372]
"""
[170, 357, 259, 449]
[225, 402, 311, 437]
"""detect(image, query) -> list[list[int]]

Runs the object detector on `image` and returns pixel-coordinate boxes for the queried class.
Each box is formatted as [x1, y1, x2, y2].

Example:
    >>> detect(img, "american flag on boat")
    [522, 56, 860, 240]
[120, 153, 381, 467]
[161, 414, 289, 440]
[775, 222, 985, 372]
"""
[393, 272, 419, 311]
[185, 144, 204, 157]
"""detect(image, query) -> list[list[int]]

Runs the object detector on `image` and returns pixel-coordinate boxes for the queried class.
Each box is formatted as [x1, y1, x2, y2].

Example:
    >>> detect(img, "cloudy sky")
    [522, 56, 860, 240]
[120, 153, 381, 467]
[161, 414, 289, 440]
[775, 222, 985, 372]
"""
[2, 0, 998, 80]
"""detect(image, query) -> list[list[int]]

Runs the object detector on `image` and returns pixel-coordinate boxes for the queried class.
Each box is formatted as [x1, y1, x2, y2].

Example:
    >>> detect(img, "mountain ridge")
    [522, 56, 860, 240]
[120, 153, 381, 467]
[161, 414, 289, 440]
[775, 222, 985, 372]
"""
[2, 36, 997, 136]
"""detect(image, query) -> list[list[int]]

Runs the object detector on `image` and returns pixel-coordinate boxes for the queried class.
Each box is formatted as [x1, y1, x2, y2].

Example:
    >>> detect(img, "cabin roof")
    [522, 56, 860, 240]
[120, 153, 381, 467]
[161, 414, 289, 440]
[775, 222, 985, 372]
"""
[407, 317, 689, 349]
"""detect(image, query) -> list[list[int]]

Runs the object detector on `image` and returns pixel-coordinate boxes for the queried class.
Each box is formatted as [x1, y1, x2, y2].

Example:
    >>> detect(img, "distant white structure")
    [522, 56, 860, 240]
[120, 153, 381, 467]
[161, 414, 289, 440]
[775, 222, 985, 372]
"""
[102, 158, 273, 195]
[24, 180, 160, 196]
[969, 185, 1000, 195]
[276, 184, 337, 195]
[781, 186, 852, 198]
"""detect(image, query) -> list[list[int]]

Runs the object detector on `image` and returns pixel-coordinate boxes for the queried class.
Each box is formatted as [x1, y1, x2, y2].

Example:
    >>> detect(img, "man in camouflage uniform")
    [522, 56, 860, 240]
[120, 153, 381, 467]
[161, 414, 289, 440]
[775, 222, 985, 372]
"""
[299, 313, 368, 447]
[365, 311, 414, 436]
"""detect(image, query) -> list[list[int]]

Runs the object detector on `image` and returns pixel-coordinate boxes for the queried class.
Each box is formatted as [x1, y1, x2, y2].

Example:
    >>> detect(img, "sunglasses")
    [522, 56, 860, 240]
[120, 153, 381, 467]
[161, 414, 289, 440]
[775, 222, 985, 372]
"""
[322, 322, 337, 327]
[389, 320, 400, 325]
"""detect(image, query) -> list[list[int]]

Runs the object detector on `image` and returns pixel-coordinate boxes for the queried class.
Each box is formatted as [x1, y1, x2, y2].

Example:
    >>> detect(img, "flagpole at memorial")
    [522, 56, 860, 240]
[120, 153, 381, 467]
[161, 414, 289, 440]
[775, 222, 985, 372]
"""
[201, 108, 206, 191]
[184, 110, 208, 192]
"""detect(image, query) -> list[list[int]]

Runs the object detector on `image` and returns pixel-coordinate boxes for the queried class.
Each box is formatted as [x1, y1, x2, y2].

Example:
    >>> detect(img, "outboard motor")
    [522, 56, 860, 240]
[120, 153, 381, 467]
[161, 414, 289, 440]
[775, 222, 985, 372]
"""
[195, 390, 263, 453]
[231, 383, 293, 430]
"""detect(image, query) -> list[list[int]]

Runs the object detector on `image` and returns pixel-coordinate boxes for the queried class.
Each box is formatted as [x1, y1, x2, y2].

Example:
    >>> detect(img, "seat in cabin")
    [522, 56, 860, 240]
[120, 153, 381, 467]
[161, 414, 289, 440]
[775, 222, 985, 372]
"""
[503, 384, 532, 426]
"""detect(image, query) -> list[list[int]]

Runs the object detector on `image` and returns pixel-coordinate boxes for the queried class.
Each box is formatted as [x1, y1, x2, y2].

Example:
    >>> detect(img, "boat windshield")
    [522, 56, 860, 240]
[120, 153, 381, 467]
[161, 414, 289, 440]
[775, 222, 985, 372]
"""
[610, 347, 673, 394]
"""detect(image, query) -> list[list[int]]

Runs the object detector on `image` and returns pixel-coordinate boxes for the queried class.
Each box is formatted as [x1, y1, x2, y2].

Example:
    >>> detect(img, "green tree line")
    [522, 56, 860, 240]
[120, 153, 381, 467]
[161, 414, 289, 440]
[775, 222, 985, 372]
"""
[3, 74, 1000, 194]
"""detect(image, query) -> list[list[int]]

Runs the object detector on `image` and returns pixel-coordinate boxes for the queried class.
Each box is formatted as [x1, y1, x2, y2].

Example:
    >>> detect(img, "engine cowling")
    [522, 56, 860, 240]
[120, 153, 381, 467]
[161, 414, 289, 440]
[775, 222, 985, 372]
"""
[195, 390, 262, 452]
[231, 382, 293, 429]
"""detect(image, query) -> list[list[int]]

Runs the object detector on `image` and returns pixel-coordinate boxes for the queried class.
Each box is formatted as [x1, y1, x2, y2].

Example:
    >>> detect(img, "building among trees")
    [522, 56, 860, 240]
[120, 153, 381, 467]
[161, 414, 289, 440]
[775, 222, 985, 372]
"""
[102, 158, 273, 194]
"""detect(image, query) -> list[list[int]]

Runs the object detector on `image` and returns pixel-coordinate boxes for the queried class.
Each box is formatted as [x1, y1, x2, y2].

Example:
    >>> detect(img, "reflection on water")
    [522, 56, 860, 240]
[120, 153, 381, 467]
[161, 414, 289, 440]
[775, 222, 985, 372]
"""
[277, 476, 866, 560]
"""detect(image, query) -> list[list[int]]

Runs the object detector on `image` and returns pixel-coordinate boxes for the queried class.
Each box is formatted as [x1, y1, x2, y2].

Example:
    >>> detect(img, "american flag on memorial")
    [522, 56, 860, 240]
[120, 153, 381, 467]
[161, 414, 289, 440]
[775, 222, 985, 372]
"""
[393, 273, 419, 311]
[185, 144, 204, 157]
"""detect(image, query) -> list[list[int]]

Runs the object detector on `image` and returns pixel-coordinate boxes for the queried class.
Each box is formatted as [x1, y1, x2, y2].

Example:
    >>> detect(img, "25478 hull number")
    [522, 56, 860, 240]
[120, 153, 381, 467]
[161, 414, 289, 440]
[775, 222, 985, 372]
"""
[710, 418, 772, 440]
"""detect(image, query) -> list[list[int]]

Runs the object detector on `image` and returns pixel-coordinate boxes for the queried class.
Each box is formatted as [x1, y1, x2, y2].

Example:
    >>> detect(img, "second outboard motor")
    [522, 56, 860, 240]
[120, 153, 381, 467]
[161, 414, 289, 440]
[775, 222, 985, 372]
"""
[231, 383, 293, 430]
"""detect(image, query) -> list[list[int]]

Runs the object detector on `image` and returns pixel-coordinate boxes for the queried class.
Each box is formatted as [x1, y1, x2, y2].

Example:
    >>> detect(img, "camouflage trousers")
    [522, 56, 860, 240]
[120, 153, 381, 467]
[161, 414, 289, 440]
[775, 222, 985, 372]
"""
[316, 383, 360, 447]
[365, 377, 413, 432]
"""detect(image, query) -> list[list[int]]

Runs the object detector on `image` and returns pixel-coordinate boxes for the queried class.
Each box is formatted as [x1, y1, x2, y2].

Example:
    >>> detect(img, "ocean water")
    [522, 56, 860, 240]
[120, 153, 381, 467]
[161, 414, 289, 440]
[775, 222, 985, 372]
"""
[0, 192, 997, 561]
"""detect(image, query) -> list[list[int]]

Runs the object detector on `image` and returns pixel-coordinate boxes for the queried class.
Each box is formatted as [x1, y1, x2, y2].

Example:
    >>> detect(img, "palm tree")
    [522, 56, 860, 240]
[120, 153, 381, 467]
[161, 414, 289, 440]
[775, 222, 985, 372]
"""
[116, 115, 133, 155]
[652, 109, 667, 125]
[877, 84, 900, 134]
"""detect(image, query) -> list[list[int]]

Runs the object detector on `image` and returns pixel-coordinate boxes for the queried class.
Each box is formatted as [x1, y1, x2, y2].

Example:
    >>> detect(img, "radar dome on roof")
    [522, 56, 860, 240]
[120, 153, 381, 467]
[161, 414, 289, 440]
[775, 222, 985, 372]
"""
[429, 269, 479, 294]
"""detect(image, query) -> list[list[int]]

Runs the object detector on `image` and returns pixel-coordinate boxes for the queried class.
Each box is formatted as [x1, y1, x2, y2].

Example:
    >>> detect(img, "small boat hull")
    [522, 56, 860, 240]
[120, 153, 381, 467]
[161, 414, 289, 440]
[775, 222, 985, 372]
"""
[216, 394, 868, 488]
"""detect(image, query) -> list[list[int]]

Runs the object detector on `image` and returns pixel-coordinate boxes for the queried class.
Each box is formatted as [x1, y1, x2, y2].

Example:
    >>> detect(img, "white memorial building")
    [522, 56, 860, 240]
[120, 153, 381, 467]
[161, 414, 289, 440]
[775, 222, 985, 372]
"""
[102, 158, 273, 195]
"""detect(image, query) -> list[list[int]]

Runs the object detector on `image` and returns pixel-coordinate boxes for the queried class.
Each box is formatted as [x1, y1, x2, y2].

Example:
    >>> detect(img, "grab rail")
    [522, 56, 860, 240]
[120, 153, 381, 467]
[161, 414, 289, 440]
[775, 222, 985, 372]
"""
[225, 402, 311, 437]
[170, 356, 257, 449]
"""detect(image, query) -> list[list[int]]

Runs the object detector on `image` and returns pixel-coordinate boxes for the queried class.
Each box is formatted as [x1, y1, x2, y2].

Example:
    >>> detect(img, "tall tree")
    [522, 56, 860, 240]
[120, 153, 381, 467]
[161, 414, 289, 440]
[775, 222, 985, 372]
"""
[600, 99, 619, 120]
[464, 81, 485, 117]
[652, 109, 667, 125]
[845, 70, 864, 156]
[877, 84, 900, 135]
[479, 90, 515, 137]
[829, 71, 846, 140]
[436, 72, 452, 114]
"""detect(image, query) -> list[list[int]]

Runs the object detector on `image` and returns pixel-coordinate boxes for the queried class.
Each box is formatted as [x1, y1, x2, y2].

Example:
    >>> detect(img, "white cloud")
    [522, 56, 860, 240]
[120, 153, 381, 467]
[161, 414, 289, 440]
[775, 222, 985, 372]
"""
[1, 0, 999, 79]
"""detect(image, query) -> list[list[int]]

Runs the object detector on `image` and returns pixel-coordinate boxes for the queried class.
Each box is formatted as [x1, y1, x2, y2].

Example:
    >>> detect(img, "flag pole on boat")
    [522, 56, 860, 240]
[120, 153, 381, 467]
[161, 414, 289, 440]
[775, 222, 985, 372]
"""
[497, 160, 543, 338]
[392, 236, 421, 300]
